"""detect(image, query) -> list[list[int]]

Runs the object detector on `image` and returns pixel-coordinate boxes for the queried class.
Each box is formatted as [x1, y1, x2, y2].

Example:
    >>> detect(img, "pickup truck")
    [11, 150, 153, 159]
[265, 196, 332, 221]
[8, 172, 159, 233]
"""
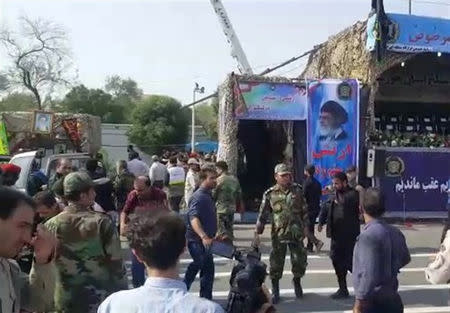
[10, 150, 91, 195]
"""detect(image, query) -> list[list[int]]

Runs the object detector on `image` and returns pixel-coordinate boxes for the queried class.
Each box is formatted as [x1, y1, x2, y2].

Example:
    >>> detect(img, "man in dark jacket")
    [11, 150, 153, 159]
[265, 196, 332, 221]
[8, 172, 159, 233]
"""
[318, 171, 360, 299]
[85, 159, 115, 212]
[303, 164, 323, 252]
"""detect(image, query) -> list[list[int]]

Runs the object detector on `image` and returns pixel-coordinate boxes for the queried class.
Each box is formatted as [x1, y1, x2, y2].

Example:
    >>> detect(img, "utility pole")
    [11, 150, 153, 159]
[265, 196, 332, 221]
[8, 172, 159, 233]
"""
[191, 83, 205, 153]
[409, 0, 412, 14]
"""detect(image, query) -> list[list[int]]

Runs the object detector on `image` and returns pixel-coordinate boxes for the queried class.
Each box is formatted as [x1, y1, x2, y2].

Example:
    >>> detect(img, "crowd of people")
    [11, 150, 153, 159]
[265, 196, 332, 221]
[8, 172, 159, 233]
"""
[0, 146, 449, 313]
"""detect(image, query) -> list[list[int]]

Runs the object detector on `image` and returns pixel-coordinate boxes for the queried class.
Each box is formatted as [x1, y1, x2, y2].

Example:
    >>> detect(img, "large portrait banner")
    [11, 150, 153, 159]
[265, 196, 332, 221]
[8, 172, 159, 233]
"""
[307, 79, 360, 191]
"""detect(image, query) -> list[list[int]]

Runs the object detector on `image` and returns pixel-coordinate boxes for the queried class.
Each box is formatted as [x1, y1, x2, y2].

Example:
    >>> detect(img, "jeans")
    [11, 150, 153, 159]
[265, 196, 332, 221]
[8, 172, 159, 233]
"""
[183, 241, 215, 299]
[131, 251, 146, 288]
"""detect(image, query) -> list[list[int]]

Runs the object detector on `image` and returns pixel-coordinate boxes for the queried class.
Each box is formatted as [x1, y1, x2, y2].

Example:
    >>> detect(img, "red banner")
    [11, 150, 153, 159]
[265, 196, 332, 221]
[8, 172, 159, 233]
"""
[62, 118, 81, 152]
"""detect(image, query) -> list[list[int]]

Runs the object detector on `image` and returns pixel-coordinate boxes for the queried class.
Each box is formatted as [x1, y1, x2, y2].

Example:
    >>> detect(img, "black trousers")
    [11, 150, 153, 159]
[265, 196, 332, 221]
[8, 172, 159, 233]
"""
[364, 293, 404, 313]
[330, 239, 356, 276]
[307, 210, 319, 248]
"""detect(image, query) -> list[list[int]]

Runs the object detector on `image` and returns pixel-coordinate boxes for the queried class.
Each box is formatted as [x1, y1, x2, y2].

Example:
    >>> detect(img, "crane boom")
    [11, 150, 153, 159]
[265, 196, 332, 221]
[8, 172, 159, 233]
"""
[210, 0, 253, 74]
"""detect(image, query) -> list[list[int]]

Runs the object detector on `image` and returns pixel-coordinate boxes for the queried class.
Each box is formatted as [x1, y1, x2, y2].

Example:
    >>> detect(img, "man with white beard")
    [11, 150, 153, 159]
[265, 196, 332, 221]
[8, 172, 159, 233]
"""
[317, 100, 348, 150]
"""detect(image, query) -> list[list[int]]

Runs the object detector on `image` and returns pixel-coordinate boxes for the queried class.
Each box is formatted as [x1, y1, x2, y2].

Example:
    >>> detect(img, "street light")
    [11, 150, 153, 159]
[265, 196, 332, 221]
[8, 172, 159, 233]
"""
[191, 82, 205, 153]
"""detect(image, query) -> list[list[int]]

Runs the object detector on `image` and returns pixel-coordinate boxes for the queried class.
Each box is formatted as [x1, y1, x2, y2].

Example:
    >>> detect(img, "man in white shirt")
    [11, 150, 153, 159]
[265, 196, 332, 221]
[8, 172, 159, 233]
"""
[167, 156, 186, 212]
[149, 155, 168, 189]
[127, 152, 149, 178]
[97, 211, 223, 313]
[184, 158, 200, 207]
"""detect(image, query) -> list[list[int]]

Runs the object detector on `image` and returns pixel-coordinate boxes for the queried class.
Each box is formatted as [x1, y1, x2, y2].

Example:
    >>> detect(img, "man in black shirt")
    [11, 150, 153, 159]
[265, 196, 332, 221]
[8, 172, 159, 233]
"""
[303, 164, 323, 252]
[318, 172, 360, 299]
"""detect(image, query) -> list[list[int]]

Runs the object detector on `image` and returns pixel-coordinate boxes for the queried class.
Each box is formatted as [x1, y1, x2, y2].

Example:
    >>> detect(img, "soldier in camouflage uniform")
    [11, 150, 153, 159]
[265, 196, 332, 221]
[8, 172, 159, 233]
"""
[256, 163, 309, 304]
[113, 160, 135, 212]
[213, 161, 242, 242]
[45, 172, 127, 313]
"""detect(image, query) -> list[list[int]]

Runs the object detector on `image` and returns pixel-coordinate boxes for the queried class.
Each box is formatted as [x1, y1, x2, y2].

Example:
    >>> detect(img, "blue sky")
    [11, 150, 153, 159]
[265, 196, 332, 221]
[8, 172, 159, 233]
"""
[1, 0, 449, 104]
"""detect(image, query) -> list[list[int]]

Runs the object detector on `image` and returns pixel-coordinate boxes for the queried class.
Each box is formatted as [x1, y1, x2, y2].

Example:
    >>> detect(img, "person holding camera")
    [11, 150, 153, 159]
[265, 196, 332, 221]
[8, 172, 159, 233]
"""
[256, 163, 310, 304]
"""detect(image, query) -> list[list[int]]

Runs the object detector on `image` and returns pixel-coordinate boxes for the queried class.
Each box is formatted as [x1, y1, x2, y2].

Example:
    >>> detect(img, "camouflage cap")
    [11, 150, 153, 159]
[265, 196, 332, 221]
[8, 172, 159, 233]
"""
[274, 163, 291, 175]
[63, 172, 94, 196]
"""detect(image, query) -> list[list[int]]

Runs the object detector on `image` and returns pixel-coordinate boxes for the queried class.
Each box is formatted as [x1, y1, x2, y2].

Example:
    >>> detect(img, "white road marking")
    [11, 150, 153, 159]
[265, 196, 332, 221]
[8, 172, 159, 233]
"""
[305, 307, 450, 313]
[125, 253, 435, 265]
[200, 284, 450, 298]
[176, 267, 427, 279]
[125, 261, 427, 275]
[177, 253, 435, 264]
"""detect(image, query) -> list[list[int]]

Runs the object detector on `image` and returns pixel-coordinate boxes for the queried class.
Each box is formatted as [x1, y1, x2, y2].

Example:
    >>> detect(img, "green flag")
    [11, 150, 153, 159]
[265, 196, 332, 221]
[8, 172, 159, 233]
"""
[0, 121, 10, 155]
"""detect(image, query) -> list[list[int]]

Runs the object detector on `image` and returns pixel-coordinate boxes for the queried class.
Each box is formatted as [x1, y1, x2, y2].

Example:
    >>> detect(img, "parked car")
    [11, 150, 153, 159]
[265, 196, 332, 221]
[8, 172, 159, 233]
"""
[10, 150, 91, 195]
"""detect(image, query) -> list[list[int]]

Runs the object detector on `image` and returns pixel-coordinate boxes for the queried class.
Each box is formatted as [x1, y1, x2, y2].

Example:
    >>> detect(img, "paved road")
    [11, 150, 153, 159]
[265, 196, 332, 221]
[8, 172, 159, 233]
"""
[121, 222, 450, 313]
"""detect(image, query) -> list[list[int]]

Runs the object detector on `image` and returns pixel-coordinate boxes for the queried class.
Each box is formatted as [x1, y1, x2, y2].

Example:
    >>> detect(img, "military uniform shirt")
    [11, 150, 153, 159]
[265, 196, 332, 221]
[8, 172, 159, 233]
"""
[214, 174, 241, 215]
[45, 204, 127, 313]
[258, 183, 309, 243]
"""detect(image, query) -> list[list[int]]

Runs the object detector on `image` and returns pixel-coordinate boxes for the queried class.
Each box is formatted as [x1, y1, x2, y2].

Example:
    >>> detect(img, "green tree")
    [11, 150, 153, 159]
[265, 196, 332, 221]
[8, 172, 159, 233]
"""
[60, 85, 126, 123]
[195, 97, 218, 140]
[105, 75, 143, 100]
[0, 92, 35, 111]
[129, 95, 190, 154]
[105, 75, 143, 122]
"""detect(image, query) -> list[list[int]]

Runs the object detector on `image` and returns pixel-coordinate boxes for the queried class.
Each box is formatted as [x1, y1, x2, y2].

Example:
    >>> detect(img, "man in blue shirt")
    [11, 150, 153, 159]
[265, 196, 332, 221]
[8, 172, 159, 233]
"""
[352, 188, 410, 313]
[97, 211, 223, 313]
[184, 168, 218, 300]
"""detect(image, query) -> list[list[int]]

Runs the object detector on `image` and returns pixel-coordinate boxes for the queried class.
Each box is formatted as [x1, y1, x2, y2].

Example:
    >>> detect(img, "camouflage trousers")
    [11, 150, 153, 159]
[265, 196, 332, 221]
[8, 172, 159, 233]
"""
[217, 212, 234, 241]
[270, 236, 307, 281]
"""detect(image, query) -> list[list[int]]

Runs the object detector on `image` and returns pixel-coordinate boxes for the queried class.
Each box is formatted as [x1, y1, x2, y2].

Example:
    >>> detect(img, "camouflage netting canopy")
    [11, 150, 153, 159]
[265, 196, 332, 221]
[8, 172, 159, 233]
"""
[300, 20, 418, 83]
[300, 19, 418, 127]
[1, 112, 101, 154]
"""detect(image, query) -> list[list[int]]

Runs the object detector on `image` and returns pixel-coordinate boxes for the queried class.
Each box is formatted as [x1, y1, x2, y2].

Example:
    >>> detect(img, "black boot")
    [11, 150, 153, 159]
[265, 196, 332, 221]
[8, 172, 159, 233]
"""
[293, 277, 303, 298]
[331, 274, 349, 299]
[271, 279, 280, 304]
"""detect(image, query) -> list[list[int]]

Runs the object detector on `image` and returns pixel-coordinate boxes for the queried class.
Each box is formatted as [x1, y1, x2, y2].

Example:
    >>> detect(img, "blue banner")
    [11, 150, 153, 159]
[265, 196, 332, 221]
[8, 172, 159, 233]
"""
[307, 79, 359, 191]
[235, 81, 307, 120]
[380, 149, 449, 212]
[367, 13, 450, 53]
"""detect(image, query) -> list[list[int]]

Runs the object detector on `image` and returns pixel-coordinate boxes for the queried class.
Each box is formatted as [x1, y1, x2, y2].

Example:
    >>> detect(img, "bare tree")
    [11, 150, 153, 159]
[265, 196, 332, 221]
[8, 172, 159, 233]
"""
[0, 16, 75, 109]
[0, 74, 9, 92]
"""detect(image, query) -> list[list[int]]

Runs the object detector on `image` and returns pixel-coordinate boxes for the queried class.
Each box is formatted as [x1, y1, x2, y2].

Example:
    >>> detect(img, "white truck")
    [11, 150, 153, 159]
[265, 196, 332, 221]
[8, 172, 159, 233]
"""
[10, 150, 92, 195]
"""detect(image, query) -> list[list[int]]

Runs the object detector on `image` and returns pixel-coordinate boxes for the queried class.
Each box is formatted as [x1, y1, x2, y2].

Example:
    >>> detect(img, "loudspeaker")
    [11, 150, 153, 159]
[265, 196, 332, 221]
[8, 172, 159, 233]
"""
[366, 148, 386, 178]
[367, 149, 375, 178]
